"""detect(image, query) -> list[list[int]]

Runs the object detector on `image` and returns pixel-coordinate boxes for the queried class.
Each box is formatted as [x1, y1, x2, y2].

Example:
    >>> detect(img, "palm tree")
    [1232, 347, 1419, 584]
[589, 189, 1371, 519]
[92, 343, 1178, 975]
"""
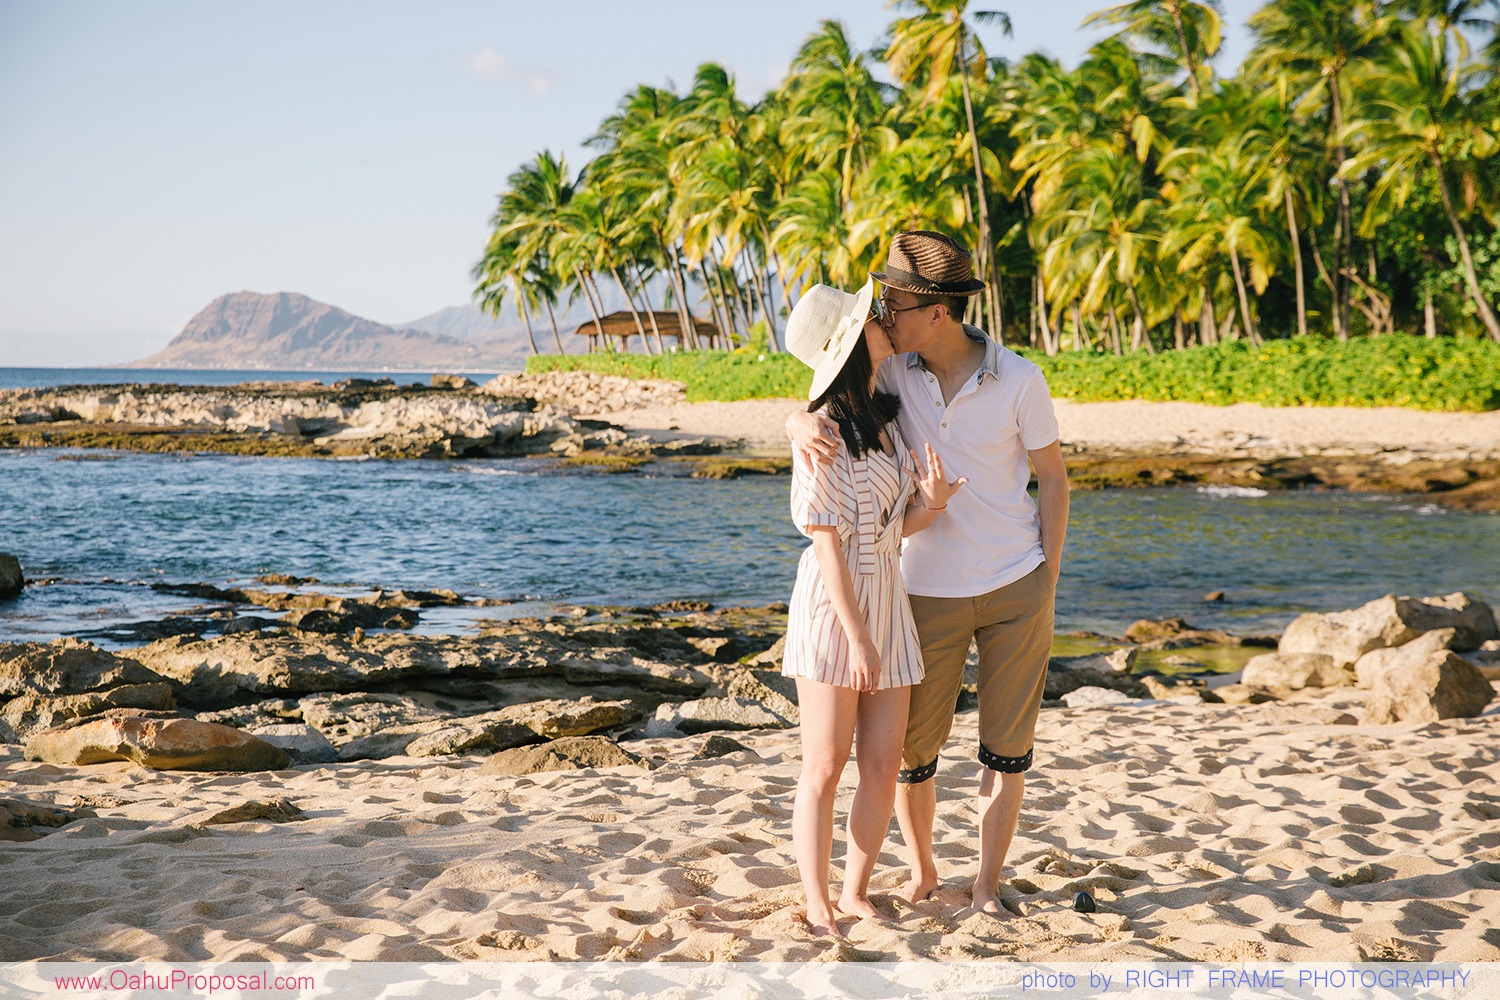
[780, 20, 897, 207]
[885, 0, 1013, 334]
[472, 232, 538, 355]
[1082, 1, 1225, 101]
[1247, 0, 1388, 339]
[1344, 21, 1500, 339]
[1035, 147, 1164, 352]
[592, 85, 703, 348]
[476, 151, 578, 354]
[1160, 141, 1278, 345]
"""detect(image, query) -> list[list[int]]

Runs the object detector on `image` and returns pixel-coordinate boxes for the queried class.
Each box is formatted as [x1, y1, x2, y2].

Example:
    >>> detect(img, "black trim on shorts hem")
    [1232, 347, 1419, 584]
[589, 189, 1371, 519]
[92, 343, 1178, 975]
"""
[978, 744, 1033, 773]
[896, 759, 938, 784]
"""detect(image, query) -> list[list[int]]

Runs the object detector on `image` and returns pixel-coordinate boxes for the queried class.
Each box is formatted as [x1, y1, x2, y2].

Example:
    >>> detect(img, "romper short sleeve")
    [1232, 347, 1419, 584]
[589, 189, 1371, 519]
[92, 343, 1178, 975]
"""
[790, 437, 854, 540]
[1017, 365, 1061, 451]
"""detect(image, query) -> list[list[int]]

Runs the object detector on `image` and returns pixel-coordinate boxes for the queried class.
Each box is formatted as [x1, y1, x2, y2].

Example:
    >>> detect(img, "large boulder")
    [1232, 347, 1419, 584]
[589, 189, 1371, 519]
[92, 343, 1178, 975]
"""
[25, 712, 288, 771]
[0, 554, 23, 600]
[477, 736, 650, 776]
[0, 639, 165, 697]
[1, 682, 175, 743]
[1363, 649, 1495, 725]
[1242, 652, 1349, 691]
[1354, 629, 1455, 689]
[1280, 593, 1498, 668]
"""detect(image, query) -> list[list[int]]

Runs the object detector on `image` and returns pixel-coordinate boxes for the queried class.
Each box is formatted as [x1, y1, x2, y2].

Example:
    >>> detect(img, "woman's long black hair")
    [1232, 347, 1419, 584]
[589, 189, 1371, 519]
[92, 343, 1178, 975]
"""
[808, 334, 901, 460]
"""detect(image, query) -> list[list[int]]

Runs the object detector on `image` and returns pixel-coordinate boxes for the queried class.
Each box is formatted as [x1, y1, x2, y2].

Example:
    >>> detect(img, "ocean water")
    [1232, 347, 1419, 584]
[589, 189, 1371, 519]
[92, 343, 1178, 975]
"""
[0, 366, 521, 391]
[2, 449, 1497, 645]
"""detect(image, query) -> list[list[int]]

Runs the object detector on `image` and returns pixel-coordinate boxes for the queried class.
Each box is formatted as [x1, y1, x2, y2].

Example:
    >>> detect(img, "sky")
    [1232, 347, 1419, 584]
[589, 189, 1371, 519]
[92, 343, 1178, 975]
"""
[0, 0, 1258, 367]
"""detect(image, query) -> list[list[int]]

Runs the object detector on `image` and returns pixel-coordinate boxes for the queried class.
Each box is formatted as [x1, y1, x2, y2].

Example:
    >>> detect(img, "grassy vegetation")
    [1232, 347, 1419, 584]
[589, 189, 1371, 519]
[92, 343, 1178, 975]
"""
[530, 334, 1500, 411]
[529, 351, 810, 402]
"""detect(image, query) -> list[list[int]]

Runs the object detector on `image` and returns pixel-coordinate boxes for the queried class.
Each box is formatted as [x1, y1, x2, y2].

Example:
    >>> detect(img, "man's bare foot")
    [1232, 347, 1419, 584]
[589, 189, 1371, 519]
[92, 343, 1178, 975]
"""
[836, 890, 880, 920]
[898, 873, 938, 904]
[971, 889, 1016, 919]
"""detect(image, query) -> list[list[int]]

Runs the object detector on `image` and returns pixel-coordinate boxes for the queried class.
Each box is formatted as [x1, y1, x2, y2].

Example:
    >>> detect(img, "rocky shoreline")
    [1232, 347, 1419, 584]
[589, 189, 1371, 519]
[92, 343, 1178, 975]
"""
[3, 586, 1494, 790]
[6, 373, 1500, 502]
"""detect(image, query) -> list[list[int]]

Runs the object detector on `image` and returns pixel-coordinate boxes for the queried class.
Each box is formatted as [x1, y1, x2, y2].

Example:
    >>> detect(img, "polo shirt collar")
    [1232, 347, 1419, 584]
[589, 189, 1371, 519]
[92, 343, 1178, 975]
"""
[905, 324, 1003, 383]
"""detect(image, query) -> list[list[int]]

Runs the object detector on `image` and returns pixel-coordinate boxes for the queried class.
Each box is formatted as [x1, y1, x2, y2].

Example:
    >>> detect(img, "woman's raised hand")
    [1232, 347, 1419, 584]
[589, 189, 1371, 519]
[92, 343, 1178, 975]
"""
[911, 442, 968, 510]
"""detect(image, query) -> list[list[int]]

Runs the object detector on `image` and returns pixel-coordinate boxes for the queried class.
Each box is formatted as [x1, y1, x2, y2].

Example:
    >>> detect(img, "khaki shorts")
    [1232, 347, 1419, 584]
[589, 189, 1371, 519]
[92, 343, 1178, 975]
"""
[897, 563, 1055, 781]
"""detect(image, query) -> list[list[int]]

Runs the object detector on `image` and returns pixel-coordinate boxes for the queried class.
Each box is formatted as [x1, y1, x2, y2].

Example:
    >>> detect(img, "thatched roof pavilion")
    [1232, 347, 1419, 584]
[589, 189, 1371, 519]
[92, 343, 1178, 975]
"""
[574, 311, 722, 351]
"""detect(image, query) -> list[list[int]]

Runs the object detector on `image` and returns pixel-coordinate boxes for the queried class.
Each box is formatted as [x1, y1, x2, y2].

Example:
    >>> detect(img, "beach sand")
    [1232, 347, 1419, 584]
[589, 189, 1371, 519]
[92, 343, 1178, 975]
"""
[591, 397, 1500, 459]
[5, 688, 1498, 963]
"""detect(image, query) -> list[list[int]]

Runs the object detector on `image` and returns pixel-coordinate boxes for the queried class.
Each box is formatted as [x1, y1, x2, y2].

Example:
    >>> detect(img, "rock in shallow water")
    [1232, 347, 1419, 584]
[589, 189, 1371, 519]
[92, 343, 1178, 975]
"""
[0, 553, 23, 600]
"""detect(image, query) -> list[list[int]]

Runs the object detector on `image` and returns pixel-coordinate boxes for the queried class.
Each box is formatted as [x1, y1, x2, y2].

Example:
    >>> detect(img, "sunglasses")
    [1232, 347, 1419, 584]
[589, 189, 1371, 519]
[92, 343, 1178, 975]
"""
[873, 296, 928, 324]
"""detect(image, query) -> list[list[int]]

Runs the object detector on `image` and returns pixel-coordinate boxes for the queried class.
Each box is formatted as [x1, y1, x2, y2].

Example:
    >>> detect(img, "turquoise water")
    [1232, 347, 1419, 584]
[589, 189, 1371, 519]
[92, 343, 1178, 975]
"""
[2, 450, 1496, 645]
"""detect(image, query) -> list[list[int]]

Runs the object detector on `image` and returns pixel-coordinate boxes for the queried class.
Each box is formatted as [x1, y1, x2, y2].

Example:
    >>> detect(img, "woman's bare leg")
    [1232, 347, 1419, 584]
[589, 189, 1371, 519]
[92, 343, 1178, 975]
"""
[838, 685, 910, 918]
[792, 678, 858, 936]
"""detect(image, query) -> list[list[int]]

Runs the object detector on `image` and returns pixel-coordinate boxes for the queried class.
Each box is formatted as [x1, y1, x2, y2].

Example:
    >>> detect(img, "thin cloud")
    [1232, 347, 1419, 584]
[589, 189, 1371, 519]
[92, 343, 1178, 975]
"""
[463, 46, 558, 94]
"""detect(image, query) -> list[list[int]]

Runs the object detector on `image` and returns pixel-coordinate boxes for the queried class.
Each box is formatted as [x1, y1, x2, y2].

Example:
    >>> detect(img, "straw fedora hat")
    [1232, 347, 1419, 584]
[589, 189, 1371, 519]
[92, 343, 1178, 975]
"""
[785, 278, 876, 401]
[871, 230, 986, 297]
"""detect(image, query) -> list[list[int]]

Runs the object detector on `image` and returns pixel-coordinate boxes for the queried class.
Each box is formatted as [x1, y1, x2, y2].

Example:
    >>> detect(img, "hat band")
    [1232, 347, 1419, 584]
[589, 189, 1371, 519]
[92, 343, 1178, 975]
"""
[882, 265, 975, 293]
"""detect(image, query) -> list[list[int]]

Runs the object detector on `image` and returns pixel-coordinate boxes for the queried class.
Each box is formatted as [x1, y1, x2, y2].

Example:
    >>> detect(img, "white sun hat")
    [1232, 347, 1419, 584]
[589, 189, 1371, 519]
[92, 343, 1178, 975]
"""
[785, 278, 876, 401]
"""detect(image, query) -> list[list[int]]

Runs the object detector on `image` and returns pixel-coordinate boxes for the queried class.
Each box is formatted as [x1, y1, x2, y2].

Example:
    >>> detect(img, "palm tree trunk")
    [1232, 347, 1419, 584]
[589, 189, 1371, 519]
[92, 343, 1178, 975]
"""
[1071, 301, 1088, 350]
[1036, 274, 1057, 355]
[1285, 189, 1308, 338]
[696, 259, 730, 348]
[1330, 82, 1352, 341]
[1431, 153, 1500, 341]
[1108, 311, 1123, 356]
[1199, 281, 1216, 345]
[516, 293, 539, 355]
[610, 265, 652, 355]
[1173, 308, 1185, 350]
[632, 261, 668, 355]
[542, 297, 566, 354]
[1127, 287, 1152, 353]
[957, 46, 998, 339]
[656, 231, 698, 350]
[575, 267, 607, 352]
[1171, 5, 1200, 102]
[1424, 291, 1437, 339]
[1228, 245, 1261, 346]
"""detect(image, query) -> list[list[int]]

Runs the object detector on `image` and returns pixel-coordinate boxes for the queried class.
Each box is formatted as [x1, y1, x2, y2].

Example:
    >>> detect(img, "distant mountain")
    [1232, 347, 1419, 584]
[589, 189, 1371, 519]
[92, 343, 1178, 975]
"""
[130, 292, 531, 370]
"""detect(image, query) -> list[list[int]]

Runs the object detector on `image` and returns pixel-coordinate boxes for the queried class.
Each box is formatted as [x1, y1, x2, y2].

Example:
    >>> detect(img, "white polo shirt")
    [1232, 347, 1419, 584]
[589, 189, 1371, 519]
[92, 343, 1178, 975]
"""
[877, 325, 1060, 599]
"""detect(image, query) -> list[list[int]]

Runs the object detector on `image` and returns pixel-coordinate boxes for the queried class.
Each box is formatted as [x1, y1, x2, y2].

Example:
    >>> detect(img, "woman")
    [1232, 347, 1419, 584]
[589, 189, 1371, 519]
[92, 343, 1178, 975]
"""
[782, 279, 966, 937]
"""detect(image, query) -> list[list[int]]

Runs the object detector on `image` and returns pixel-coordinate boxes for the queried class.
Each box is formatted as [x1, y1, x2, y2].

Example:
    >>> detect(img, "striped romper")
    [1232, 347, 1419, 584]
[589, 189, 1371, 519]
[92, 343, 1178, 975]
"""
[783, 420, 926, 691]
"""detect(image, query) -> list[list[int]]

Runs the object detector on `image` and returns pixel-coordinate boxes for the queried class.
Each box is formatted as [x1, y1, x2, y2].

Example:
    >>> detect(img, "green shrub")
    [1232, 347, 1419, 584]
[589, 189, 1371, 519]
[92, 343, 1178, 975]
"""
[1019, 335, 1500, 411]
[528, 335, 1500, 411]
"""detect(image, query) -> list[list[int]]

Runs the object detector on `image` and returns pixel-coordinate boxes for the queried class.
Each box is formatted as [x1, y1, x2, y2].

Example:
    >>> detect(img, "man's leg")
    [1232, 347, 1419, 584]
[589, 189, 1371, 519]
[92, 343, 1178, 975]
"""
[895, 594, 974, 903]
[971, 565, 1055, 915]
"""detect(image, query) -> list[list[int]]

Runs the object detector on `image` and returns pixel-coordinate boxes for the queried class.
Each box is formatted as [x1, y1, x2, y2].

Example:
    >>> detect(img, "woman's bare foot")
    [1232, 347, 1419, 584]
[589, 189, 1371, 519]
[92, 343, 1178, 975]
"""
[898, 872, 938, 904]
[836, 889, 880, 920]
[803, 905, 843, 938]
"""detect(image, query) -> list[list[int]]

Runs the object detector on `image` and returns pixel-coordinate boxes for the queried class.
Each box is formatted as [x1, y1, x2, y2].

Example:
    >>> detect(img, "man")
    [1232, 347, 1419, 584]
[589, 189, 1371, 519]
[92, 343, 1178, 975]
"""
[788, 230, 1069, 916]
